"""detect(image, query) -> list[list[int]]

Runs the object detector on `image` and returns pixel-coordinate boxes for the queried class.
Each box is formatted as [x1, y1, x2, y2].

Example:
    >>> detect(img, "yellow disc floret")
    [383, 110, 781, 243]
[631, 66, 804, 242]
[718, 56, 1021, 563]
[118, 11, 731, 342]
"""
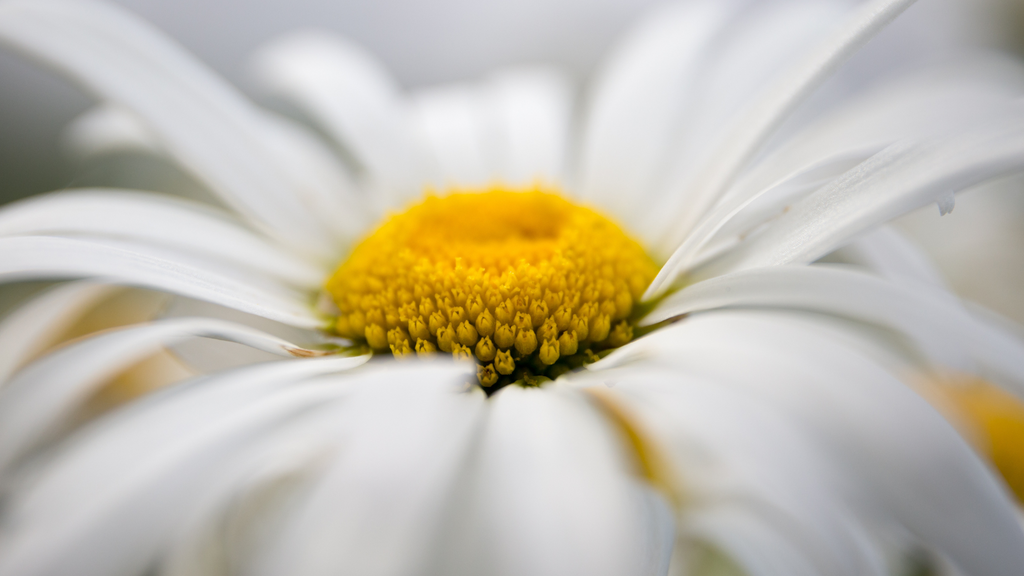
[326, 186, 658, 389]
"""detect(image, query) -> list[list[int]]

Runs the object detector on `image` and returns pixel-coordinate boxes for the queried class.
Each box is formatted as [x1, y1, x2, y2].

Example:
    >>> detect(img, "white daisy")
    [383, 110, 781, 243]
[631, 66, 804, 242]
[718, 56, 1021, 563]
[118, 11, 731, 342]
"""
[0, 0, 1023, 575]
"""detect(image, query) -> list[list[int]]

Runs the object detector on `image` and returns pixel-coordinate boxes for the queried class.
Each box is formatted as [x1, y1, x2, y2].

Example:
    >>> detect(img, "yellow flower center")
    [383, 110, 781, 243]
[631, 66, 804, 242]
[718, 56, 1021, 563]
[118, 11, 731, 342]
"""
[326, 186, 658, 390]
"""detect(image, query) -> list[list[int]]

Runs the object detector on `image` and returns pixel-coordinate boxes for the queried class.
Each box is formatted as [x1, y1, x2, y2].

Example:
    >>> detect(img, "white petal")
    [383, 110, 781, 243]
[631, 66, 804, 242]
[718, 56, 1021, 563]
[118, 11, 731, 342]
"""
[438, 384, 670, 576]
[0, 0, 341, 255]
[61, 104, 159, 158]
[644, 265, 975, 372]
[650, 70, 1023, 283]
[411, 84, 496, 189]
[255, 362, 483, 576]
[604, 312, 1024, 575]
[0, 281, 119, 384]
[829, 225, 948, 288]
[250, 31, 424, 201]
[0, 317, 359, 476]
[0, 189, 325, 287]
[0, 236, 321, 328]
[637, 0, 848, 250]
[650, 0, 916, 254]
[255, 112, 369, 246]
[576, 0, 734, 217]
[571, 369, 883, 576]
[683, 505, 819, 576]
[486, 67, 572, 187]
[0, 365, 362, 576]
[697, 113, 1024, 281]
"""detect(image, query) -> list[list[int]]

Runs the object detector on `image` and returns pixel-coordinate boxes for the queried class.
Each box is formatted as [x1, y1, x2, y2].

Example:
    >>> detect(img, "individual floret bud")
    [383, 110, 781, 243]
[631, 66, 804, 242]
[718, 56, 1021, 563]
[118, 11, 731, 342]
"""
[558, 330, 578, 356]
[476, 308, 495, 337]
[538, 317, 558, 343]
[514, 311, 533, 332]
[539, 339, 560, 365]
[448, 306, 467, 327]
[477, 363, 498, 387]
[475, 336, 496, 362]
[569, 315, 589, 341]
[387, 326, 410, 347]
[452, 343, 473, 361]
[437, 324, 456, 352]
[515, 327, 538, 356]
[511, 294, 528, 314]
[366, 308, 385, 327]
[496, 299, 515, 325]
[494, 323, 517, 349]
[390, 340, 413, 358]
[365, 324, 388, 351]
[416, 339, 437, 356]
[429, 311, 447, 335]
[544, 289, 562, 310]
[466, 295, 485, 322]
[398, 301, 418, 323]
[451, 286, 468, 306]
[457, 321, 479, 347]
[419, 297, 436, 317]
[590, 314, 611, 343]
[553, 305, 572, 332]
[607, 321, 633, 348]
[529, 299, 548, 328]
[408, 316, 431, 341]
[495, 349, 515, 375]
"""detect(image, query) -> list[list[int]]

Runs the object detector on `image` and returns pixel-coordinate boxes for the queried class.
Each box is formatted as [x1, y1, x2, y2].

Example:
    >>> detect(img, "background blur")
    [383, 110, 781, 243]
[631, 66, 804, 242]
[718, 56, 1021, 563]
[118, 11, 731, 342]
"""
[1, 0, 1022, 321]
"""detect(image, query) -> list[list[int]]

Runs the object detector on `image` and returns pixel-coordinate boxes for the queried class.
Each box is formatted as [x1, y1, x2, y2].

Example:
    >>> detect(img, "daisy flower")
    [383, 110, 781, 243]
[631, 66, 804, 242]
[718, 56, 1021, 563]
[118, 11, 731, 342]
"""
[0, 0, 1023, 575]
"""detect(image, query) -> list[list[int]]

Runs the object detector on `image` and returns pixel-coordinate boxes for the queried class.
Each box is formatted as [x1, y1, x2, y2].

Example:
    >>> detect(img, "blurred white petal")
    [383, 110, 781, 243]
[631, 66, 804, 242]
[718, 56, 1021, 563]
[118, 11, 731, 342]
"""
[602, 312, 1024, 574]
[0, 0, 344, 256]
[251, 31, 425, 206]
[0, 236, 321, 328]
[0, 189, 325, 287]
[0, 317, 359, 476]
[0, 281, 120, 383]
[438, 384, 671, 576]
[651, 0, 916, 255]
[695, 113, 1024, 281]
[0, 359, 366, 576]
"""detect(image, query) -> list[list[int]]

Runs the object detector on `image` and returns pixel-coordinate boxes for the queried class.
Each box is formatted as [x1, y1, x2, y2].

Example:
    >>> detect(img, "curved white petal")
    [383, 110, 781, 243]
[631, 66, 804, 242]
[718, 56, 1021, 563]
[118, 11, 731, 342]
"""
[0, 367, 362, 576]
[255, 112, 369, 246]
[250, 31, 424, 202]
[601, 312, 1024, 575]
[571, 369, 883, 576]
[0, 236, 321, 329]
[683, 505, 818, 576]
[650, 71, 1022, 283]
[437, 384, 672, 576]
[0, 189, 325, 288]
[644, 265, 975, 373]
[0, 317, 358, 476]
[0, 282, 120, 384]
[0, 0, 343, 255]
[828, 226, 948, 288]
[254, 363, 483, 576]
[411, 84, 496, 189]
[634, 0, 848, 249]
[61, 104, 159, 158]
[576, 0, 735, 215]
[486, 67, 572, 187]
[694, 114, 1024, 282]
[650, 0, 916, 254]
